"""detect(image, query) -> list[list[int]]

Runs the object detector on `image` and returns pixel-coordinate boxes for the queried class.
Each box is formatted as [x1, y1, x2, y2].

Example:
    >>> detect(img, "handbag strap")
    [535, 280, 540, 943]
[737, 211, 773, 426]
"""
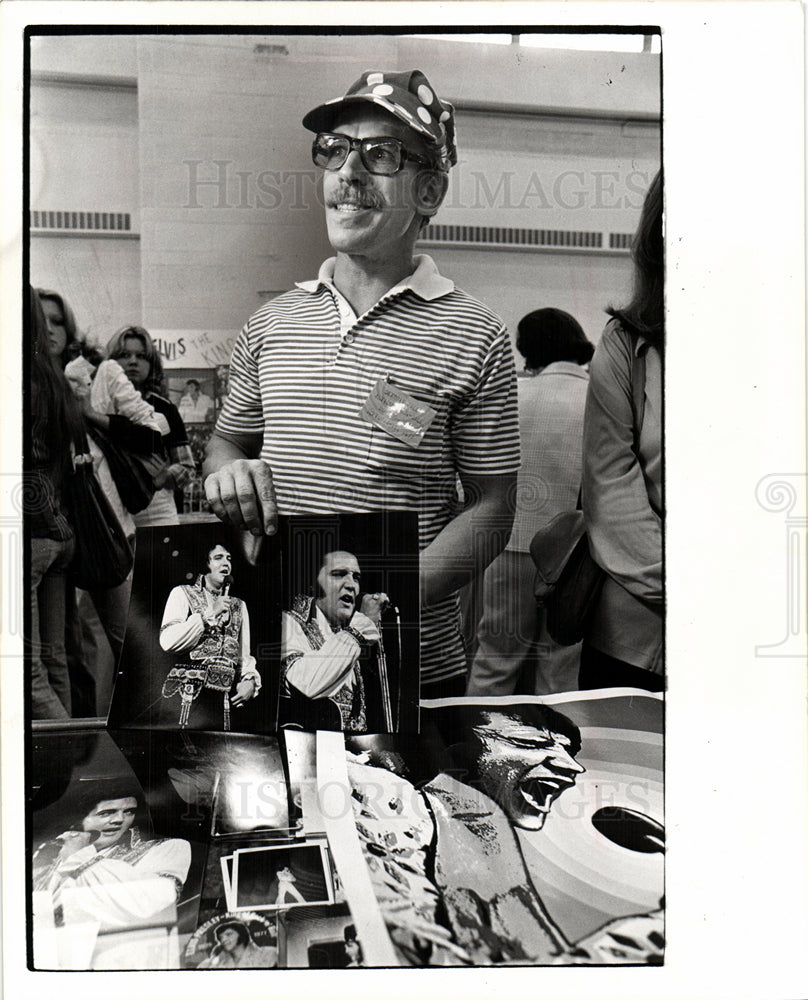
[629, 335, 647, 452]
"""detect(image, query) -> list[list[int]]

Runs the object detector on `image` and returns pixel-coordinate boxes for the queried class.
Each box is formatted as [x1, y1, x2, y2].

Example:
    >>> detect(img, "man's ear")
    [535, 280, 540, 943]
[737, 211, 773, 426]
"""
[413, 169, 449, 218]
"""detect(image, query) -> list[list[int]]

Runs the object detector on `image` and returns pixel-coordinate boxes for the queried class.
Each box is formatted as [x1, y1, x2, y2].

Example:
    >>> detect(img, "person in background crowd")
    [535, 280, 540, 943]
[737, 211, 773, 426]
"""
[467, 308, 594, 697]
[580, 170, 664, 691]
[178, 378, 214, 424]
[203, 69, 519, 698]
[36, 289, 164, 713]
[28, 287, 84, 719]
[107, 326, 196, 526]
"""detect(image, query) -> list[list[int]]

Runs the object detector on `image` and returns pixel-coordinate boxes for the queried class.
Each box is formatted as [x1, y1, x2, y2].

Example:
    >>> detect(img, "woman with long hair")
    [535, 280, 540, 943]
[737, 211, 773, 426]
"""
[580, 170, 664, 691]
[106, 326, 195, 525]
[28, 287, 86, 718]
[36, 289, 164, 706]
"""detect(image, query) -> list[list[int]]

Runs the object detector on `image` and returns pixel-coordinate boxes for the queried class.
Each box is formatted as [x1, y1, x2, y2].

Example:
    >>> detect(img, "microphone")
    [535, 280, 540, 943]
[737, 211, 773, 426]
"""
[223, 574, 232, 597]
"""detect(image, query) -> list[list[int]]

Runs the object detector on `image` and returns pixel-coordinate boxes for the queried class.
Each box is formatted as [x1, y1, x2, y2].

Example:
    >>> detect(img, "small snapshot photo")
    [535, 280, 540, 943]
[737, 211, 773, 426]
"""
[108, 523, 281, 733]
[166, 368, 216, 424]
[279, 511, 420, 735]
[184, 911, 278, 970]
[232, 841, 334, 913]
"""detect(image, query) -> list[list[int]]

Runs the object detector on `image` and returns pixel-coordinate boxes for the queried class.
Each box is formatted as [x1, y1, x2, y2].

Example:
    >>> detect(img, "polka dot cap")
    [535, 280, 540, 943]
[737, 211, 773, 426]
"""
[302, 68, 457, 169]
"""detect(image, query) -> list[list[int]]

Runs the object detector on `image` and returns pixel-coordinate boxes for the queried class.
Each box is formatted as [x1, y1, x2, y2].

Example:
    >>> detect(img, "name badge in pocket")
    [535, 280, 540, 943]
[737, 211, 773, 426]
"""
[358, 379, 437, 448]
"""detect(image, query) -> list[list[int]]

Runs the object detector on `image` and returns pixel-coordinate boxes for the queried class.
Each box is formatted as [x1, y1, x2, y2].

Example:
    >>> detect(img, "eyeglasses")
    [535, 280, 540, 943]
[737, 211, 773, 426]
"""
[312, 132, 433, 176]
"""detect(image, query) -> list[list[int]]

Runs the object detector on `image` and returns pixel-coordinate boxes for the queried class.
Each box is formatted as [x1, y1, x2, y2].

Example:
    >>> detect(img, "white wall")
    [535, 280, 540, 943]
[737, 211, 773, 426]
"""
[28, 31, 660, 346]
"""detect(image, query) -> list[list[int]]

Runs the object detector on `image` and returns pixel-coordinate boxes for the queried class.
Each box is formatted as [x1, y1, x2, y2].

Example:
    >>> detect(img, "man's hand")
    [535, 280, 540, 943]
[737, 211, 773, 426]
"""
[206, 594, 230, 622]
[359, 592, 390, 625]
[230, 677, 256, 707]
[204, 458, 278, 536]
[56, 830, 94, 860]
[164, 462, 194, 489]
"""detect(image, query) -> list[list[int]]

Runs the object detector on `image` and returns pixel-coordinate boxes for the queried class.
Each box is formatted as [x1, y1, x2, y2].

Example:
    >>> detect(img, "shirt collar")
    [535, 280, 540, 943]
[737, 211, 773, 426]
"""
[521, 361, 589, 379]
[295, 253, 455, 303]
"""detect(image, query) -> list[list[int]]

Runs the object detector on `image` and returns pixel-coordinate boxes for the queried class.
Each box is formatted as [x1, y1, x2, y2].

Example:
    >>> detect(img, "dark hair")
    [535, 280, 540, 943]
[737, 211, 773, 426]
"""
[215, 921, 251, 947]
[516, 308, 594, 369]
[448, 703, 582, 775]
[35, 288, 104, 369]
[107, 325, 166, 396]
[607, 170, 663, 342]
[343, 924, 363, 961]
[185, 379, 201, 390]
[29, 286, 85, 459]
[55, 781, 144, 838]
[206, 543, 230, 566]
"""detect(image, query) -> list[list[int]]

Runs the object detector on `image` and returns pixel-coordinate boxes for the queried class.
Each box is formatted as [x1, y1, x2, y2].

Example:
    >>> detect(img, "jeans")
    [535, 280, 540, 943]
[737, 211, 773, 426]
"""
[30, 535, 75, 719]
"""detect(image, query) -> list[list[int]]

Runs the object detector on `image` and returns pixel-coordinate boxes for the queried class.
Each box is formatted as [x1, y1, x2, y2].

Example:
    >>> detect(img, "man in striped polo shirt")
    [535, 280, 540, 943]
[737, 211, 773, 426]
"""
[204, 69, 520, 698]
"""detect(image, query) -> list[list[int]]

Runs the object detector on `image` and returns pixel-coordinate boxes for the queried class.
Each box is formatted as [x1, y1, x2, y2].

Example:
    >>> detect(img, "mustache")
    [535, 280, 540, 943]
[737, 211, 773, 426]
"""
[327, 184, 384, 210]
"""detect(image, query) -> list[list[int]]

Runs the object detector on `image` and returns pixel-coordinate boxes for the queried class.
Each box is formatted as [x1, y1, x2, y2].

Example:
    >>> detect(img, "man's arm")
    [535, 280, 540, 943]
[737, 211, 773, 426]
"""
[419, 471, 516, 608]
[282, 611, 380, 700]
[159, 586, 204, 652]
[203, 430, 278, 536]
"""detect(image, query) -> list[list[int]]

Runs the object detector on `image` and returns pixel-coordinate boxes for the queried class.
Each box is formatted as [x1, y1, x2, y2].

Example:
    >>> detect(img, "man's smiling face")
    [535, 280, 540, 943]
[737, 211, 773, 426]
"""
[472, 711, 585, 831]
[322, 108, 430, 263]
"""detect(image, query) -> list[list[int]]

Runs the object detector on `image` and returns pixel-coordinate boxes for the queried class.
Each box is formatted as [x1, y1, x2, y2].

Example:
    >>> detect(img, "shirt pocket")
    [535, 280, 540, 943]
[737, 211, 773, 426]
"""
[364, 390, 450, 479]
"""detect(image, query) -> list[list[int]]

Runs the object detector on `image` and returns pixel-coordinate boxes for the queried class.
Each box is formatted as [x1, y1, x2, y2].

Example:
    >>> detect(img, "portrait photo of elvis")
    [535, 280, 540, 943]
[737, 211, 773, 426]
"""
[278, 513, 420, 735]
[107, 523, 279, 733]
[346, 702, 663, 966]
[159, 542, 261, 731]
[31, 780, 191, 940]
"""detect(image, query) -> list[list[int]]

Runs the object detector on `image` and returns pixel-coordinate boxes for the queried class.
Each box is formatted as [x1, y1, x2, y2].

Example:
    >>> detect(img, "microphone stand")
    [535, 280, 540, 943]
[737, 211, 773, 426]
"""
[377, 627, 394, 733]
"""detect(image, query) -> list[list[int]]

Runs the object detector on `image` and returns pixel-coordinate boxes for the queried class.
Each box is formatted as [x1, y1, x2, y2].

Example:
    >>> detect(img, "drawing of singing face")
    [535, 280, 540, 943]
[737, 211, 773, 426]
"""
[471, 710, 585, 831]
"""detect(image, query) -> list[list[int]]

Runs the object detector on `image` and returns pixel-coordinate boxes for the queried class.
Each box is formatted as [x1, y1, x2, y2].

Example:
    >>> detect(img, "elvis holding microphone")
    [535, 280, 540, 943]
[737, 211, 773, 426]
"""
[280, 550, 398, 733]
[159, 543, 261, 730]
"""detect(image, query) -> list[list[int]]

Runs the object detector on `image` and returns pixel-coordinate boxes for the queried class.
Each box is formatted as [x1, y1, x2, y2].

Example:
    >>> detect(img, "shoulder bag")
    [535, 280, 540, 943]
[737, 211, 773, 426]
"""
[66, 433, 134, 591]
[88, 421, 166, 514]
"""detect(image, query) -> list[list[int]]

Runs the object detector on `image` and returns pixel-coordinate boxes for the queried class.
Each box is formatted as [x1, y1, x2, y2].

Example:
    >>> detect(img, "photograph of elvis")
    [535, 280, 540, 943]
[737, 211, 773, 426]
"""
[279, 513, 420, 735]
[196, 916, 278, 969]
[31, 775, 192, 970]
[107, 523, 280, 733]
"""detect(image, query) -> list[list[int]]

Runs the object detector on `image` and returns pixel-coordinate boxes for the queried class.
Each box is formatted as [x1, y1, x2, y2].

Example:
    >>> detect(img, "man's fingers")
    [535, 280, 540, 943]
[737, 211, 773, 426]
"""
[204, 468, 243, 529]
[204, 460, 277, 535]
[251, 461, 278, 536]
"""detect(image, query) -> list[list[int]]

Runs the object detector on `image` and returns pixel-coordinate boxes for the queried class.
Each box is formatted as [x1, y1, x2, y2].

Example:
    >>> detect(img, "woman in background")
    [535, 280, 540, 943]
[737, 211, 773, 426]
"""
[36, 289, 164, 709]
[29, 287, 84, 718]
[580, 170, 663, 691]
[107, 326, 195, 525]
[467, 307, 594, 697]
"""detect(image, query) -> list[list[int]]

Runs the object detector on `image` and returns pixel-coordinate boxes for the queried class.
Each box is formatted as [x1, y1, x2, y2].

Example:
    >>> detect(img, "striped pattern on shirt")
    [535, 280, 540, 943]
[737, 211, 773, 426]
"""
[217, 265, 520, 684]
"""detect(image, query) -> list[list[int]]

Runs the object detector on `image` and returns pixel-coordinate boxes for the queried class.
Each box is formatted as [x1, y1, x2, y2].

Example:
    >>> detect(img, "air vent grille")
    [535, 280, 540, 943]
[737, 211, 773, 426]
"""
[609, 232, 635, 250]
[422, 224, 604, 250]
[31, 210, 132, 233]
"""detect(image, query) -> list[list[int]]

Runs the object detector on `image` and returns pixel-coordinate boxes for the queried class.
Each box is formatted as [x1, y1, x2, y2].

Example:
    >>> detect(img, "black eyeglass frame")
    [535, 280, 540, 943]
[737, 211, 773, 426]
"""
[311, 131, 435, 176]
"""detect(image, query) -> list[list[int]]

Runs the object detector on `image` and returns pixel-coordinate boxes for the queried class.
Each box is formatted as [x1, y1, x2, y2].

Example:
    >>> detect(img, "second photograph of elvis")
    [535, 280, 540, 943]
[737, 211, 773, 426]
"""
[107, 523, 281, 733]
[279, 511, 420, 735]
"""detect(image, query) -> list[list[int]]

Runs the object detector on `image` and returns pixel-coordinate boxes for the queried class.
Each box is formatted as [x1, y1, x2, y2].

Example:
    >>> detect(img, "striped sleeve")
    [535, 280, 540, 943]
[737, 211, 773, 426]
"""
[451, 325, 520, 476]
[216, 320, 265, 439]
